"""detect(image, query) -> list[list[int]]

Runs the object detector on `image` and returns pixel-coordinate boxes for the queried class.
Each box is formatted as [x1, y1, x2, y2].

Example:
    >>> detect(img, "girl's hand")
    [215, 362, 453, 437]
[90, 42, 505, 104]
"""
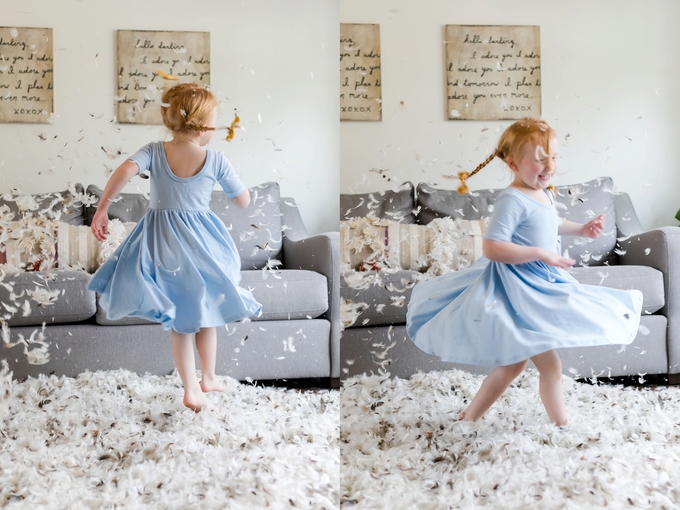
[582, 215, 605, 239]
[91, 210, 109, 241]
[540, 250, 576, 270]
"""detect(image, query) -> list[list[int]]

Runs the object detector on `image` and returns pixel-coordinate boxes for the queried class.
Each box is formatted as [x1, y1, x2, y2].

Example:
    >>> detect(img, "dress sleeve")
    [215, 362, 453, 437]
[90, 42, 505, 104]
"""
[215, 152, 247, 198]
[484, 191, 527, 243]
[126, 142, 155, 175]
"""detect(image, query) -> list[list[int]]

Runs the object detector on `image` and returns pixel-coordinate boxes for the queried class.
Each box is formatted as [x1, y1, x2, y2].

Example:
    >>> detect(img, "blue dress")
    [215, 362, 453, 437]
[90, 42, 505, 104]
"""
[406, 188, 643, 366]
[88, 141, 262, 334]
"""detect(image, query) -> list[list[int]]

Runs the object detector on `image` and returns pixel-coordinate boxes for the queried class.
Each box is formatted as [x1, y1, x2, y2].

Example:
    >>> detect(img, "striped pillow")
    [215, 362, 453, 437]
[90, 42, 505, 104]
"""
[340, 216, 488, 274]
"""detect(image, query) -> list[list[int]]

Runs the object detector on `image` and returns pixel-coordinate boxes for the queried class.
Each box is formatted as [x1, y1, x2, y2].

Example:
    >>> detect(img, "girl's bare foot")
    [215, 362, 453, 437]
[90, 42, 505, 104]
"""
[183, 387, 210, 412]
[200, 375, 225, 393]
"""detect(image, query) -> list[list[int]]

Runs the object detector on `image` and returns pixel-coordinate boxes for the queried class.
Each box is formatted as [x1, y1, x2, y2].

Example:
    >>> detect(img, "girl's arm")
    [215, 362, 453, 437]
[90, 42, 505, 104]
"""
[91, 160, 140, 241]
[230, 189, 250, 209]
[483, 239, 576, 269]
[558, 215, 605, 238]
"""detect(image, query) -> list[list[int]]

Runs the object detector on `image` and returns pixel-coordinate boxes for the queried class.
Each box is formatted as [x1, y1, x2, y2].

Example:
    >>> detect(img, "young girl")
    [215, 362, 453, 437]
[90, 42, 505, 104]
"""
[88, 83, 261, 412]
[406, 118, 642, 426]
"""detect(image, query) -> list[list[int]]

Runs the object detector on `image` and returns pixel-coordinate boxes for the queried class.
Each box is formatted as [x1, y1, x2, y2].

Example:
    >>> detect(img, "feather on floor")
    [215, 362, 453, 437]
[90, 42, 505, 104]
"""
[341, 369, 680, 509]
[0, 364, 339, 509]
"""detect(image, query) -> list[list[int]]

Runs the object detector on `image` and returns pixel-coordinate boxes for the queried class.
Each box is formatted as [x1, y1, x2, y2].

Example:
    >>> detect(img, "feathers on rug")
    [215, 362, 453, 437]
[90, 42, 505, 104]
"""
[341, 369, 680, 509]
[0, 367, 339, 509]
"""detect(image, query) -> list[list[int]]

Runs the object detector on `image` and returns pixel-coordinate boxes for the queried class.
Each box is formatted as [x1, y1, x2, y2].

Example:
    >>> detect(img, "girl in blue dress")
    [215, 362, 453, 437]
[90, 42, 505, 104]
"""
[406, 118, 642, 426]
[88, 83, 262, 412]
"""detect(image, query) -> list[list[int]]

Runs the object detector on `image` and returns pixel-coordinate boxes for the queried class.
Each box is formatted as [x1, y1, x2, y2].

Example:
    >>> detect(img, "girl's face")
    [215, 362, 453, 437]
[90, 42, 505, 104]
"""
[507, 136, 559, 190]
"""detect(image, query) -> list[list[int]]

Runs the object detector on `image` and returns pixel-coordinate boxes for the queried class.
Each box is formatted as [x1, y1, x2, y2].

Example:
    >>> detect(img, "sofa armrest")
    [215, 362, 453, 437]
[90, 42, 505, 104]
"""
[281, 198, 340, 379]
[620, 226, 680, 374]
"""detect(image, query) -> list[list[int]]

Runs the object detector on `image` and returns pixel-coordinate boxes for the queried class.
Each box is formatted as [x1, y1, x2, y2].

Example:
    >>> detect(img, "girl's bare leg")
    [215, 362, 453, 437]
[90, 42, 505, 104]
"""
[195, 327, 225, 393]
[171, 329, 209, 412]
[530, 350, 569, 426]
[460, 360, 528, 421]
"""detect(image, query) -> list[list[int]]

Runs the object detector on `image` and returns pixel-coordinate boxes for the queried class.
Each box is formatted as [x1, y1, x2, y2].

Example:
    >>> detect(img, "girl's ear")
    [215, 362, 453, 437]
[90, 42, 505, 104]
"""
[505, 155, 518, 171]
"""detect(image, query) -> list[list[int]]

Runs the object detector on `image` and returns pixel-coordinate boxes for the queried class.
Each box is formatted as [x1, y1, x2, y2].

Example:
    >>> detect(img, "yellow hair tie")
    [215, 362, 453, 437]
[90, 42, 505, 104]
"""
[457, 171, 470, 194]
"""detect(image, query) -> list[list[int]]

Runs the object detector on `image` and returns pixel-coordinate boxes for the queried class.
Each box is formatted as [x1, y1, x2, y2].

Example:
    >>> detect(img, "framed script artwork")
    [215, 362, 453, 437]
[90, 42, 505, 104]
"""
[340, 23, 381, 121]
[0, 27, 53, 123]
[117, 30, 210, 124]
[445, 25, 541, 120]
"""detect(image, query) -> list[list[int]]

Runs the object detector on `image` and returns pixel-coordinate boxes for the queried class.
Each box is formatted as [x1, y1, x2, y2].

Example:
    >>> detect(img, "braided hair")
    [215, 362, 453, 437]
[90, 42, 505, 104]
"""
[160, 83, 219, 133]
[458, 118, 557, 195]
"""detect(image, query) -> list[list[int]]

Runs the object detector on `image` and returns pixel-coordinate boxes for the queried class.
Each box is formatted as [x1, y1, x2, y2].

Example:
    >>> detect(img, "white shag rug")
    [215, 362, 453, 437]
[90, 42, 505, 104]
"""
[341, 369, 680, 510]
[0, 365, 338, 509]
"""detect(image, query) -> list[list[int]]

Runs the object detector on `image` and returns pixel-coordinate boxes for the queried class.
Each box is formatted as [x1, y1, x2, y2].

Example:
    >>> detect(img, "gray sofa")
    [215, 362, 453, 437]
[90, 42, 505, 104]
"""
[340, 177, 677, 382]
[2, 182, 340, 385]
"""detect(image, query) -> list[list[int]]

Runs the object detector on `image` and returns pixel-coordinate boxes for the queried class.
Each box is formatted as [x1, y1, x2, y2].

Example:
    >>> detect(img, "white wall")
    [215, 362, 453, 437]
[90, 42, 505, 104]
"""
[340, 0, 680, 229]
[1, 0, 339, 234]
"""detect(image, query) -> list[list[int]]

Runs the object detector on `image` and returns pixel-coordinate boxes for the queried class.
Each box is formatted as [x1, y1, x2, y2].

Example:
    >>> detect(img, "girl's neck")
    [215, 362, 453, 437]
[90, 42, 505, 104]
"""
[169, 134, 203, 148]
[508, 179, 550, 203]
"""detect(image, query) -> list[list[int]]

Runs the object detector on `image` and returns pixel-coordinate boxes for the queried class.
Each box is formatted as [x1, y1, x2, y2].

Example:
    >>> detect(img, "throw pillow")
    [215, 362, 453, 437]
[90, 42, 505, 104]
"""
[98, 220, 136, 266]
[425, 217, 489, 276]
[340, 216, 488, 274]
[56, 219, 136, 271]
[340, 216, 430, 272]
[55, 223, 99, 272]
[2, 218, 58, 271]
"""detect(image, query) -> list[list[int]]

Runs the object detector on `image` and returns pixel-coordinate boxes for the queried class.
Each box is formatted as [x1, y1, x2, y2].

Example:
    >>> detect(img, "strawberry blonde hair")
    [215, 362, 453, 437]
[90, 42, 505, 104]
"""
[458, 118, 557, 194]
[160, 83, 219, 133]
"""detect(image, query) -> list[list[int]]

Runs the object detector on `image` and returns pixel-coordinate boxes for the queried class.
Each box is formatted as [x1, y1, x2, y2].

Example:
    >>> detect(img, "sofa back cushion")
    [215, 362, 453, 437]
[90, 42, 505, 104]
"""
[86, 185, 149, 224]
[210, 181, 283, 270]
[86, 181, 282, 270]
[554, 177, 617, 266]
[416, 177, 618, 267]
[417, 182, 496, 224]
[340, 182, 416, 223]
[0, 184, 87, 225]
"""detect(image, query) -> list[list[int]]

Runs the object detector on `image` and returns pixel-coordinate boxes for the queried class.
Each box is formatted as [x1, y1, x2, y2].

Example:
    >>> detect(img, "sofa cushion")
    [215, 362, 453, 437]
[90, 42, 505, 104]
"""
[555, 177, 617, 267]
[416, 177, 618, 267]
[210, 182, 283, 270]
[341, 269, 420, 327]
[0, 184, 87, 225]
[242, 269, 328, 320]
[340, 182, 416, 223]
[417, 182, 497, 225]
[95, 269, 328, 326]
[569, 265, 664, 314]
[1, 270, 96, 326]
[85, 185, 148, 224]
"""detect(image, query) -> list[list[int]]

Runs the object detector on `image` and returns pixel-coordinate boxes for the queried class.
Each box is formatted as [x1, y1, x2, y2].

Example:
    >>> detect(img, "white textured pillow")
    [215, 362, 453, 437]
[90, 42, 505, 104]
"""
[424, 217, 489, 276]
[97, 220, 136, 266]
[2, 218, 58, 271]
[56, 220, 136, 272]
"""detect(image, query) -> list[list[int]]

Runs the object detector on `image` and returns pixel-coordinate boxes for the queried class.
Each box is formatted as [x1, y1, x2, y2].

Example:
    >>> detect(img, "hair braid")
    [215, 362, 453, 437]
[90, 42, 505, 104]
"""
[457, 152, 497, 194]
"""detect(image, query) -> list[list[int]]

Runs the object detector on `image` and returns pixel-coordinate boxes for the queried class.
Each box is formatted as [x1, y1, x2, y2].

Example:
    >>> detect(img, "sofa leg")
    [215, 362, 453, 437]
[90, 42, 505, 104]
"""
[668, 374, 680, 385]
[330, 377, 340, 389]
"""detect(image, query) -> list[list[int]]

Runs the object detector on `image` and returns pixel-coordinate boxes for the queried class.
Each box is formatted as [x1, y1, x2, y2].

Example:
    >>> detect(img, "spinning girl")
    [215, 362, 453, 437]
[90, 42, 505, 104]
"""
[406, 118, 642, 426]
[89, 83, 261, 412]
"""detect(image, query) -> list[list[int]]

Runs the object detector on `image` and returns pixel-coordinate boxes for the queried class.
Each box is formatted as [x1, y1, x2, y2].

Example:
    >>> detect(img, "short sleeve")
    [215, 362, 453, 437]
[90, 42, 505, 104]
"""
[484, 191, 527, 243]
[215, 152, 247, 198]
[127, 143, 154, 175]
